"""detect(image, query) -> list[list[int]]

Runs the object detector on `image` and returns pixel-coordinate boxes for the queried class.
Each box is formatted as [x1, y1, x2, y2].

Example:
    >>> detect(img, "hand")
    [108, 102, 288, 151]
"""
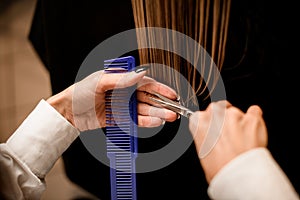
[47, 69, 178, 131]
[188, 100, 268, 183]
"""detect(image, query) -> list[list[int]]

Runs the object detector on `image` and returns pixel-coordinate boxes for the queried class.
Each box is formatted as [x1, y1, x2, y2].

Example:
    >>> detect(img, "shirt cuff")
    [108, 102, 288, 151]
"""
[208, 148, 298, 200]
[6, 99, 80, 178]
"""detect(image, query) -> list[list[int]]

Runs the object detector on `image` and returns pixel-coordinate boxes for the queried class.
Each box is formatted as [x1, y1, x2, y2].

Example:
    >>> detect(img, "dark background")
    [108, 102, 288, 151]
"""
[28, 0, 299, 199]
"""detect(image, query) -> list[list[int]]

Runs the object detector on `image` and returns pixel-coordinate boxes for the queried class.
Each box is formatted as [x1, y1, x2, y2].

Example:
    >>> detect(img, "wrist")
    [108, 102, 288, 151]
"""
[46, 86, 75, 127]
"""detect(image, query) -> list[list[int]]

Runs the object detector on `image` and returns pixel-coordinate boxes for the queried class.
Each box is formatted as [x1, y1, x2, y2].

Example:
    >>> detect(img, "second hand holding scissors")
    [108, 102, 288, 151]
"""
[148, 92, 194, 118]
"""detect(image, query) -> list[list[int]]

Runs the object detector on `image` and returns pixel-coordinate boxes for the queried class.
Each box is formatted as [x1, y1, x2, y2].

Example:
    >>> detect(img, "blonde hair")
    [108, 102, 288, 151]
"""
[131, 0, 231, 104]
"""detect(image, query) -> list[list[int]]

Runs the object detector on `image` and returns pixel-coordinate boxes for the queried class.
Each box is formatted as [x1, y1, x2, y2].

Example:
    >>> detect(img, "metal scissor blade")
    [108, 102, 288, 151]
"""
[148, 92, 194, 118]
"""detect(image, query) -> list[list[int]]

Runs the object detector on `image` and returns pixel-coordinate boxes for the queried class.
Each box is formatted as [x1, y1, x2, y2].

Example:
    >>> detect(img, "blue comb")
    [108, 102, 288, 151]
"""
[104, 56, 138, 200]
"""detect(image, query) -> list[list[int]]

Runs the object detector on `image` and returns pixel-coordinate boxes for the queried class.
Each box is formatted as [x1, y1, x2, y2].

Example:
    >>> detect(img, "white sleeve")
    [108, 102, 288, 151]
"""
[208, 148, 299, 200]
[0, 99, 80, 200]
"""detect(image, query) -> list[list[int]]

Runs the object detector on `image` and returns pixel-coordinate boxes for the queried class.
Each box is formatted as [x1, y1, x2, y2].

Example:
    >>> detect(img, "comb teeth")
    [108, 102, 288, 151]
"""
[104, 56, 135, 73]
[105, 56, 138, 200]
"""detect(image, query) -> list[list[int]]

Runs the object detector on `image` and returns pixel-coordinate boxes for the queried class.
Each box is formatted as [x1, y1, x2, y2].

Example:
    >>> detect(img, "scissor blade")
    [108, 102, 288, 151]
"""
[152, 92, 179, 104]
[148, 95, 193, 118]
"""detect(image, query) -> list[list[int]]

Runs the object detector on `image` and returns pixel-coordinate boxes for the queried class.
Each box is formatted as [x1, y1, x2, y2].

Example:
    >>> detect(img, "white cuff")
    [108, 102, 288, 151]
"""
[7, 99, 80, 178]
[208, 148, 299, 200]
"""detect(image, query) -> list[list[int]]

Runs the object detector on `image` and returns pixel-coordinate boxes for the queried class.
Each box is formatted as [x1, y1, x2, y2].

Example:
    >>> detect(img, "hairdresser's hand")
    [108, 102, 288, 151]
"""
[47, 68, 178, 131]
[189, 100, 268, 183]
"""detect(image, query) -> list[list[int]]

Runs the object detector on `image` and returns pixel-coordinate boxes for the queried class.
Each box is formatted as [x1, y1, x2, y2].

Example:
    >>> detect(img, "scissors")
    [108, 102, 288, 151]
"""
[148, 92, 194, 118]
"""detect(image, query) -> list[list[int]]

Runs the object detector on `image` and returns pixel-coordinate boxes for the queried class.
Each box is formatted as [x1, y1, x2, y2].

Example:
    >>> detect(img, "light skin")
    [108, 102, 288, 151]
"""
[46, 69, 178, 131]
[189, 100, 268, 183]
[47, 71, 268, 185]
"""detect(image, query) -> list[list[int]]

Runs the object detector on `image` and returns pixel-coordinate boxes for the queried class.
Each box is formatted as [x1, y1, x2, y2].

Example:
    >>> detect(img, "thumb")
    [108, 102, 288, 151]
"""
[99, 66, 149, 92]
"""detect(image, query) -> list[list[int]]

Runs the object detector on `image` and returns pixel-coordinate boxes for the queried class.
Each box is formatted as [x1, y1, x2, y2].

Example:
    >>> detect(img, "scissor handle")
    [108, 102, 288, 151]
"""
[148, 93, 194, 118]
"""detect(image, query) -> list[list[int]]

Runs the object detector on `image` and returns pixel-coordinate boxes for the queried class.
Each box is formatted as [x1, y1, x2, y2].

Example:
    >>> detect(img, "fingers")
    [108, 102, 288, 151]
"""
[136, 78, 179, 124]
[138, 102, 178, 122]
[136, 91, 167, 108]
[98, 71, 178, 103]
[137, 76, 178, 101]
[206, 100, 232, 112]
[190, 101, 267, 153]
[189, 100, 230, 137]
[98, 70, 147, 92]
[189, 100, 240, 156]
[244, 105, 267, 147]
[246, 105, 263, 116]
[138, 115, 165, 127]
[97, 71, 178, 128]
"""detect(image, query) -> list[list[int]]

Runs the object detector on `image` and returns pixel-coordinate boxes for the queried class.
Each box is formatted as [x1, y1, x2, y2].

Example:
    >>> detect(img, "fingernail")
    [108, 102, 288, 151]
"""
[176, 95, 181, 101]
[134, 65, 150, 73]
